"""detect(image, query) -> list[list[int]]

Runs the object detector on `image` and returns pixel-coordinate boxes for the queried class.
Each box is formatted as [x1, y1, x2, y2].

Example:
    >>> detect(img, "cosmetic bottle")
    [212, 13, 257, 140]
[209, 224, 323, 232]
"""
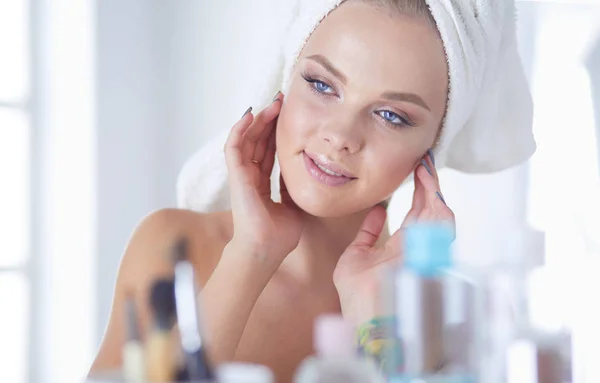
[217, 363, 275, 383]
[389, 223, 478, 383]
[570, 257, 600, 383]
[508, 266, 572, 383]
[505, 337, 564, 383]
[480, 226, 572, 383]
[294, 314, 384, 383]
[478, 226, 545, 383]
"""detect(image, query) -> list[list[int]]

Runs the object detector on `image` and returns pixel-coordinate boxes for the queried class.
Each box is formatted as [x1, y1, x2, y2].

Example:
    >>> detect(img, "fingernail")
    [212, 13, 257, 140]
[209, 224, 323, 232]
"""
[436, 191, 447, 205]
[241, 106, 252, 118]
[427, 148, 436, 166]
[272, 91, 281, 102]
[421, 159, 433, 176]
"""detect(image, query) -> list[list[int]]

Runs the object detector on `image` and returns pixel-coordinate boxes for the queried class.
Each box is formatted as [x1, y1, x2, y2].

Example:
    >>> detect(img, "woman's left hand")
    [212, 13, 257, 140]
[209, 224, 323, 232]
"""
[333, 151, 455, 326]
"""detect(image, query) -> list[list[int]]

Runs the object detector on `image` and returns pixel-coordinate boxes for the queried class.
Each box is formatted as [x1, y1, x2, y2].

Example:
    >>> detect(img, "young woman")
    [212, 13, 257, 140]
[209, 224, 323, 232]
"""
[90, 0, 533, 381]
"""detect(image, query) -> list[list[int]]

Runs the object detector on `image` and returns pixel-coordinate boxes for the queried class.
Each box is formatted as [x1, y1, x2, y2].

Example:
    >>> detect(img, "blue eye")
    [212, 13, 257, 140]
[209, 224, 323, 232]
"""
[302, 73, 335, 95]
[313, 80, 332, 93]
[377, 110, 412, 127]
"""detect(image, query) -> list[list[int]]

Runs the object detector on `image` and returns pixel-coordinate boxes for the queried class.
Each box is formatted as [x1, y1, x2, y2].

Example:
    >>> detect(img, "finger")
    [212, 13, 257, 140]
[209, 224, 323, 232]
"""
[350, 205, 387, 249]
[241, 97, 282, 162]
[420, 152, 444, 205]
[402, 167, 426, 228]
[253, 94, 283, 163]
[224, 108, 254, 170]
[382, 228, 404, 262]
[424, 152, 446, 205]
[261, 127, 277, 176]
[253, 114, 278, 164]
[251, 119, 274, 165]
[416, 162, 446, 208]
[279, 173, 297, 208]
[424, 149, 440, 184]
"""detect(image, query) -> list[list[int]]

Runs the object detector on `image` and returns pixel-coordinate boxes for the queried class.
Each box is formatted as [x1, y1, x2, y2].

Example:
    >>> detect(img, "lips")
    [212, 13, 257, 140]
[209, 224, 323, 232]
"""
[302, 151, 357, 187]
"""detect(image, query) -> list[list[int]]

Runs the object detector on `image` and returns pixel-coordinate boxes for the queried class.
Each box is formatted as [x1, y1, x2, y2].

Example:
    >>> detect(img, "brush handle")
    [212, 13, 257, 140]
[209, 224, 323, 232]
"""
[182, 348, 215, 381]
[146, 333, 176, 383]
[123, 341, 145, 382]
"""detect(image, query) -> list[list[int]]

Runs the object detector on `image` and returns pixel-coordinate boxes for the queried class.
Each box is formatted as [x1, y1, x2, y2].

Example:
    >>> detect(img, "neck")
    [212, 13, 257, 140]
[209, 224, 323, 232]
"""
[280, 208, 390, 285]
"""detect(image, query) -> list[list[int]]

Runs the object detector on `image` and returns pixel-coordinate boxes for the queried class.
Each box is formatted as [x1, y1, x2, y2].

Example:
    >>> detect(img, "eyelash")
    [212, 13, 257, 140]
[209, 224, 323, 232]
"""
[302, 72, 336, 96]
[301, 72, 415, 129]
[377, 110, 415, 128]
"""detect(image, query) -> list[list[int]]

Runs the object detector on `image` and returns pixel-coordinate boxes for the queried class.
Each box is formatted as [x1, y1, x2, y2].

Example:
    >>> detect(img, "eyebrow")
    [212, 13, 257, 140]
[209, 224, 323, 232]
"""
[306, 54, 348, 85]
[381, 91, 431, 111]
[306, 54, 431, 112]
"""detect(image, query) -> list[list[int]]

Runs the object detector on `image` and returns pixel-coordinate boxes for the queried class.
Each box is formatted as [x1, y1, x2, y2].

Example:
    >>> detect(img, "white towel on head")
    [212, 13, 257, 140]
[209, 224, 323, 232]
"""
[176, 0, 536, 213]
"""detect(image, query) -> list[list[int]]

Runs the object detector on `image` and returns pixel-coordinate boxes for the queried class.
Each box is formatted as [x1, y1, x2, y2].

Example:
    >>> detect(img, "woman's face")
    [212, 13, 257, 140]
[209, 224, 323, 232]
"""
[277, 1, 448, 217]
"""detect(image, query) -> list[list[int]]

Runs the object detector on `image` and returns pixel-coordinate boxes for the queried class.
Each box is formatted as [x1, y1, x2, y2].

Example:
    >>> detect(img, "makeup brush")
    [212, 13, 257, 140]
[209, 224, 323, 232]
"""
[123, 292, 145, 382]
[146, 278, 177, 383]
[172, 236, 215, 381]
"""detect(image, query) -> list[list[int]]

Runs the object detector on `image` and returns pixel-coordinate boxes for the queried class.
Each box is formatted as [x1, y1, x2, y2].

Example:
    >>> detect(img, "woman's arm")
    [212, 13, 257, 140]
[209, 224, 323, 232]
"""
[200, 240, 279, 362]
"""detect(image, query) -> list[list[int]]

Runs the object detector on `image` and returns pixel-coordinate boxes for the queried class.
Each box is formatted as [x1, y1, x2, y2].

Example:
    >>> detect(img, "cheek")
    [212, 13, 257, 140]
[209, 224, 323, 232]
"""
[276, 90, 326, 150]
[364, 141, 421, 187]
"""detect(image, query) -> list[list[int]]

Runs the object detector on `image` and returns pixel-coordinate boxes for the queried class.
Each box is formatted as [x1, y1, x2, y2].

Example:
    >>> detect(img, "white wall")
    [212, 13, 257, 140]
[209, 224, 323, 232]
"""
[94, 0, 175, 345]
[167, 1, 296, 164]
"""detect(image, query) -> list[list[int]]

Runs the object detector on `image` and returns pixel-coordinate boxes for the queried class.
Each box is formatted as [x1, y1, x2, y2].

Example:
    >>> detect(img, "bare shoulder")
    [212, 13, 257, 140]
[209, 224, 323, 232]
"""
[89, 208, 232, 374]
[120, 208, 233, 285]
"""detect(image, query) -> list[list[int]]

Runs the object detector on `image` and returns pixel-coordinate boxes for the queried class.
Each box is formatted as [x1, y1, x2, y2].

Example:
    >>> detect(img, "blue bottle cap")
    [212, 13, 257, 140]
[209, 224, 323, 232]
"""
[404, 223, 453, 276]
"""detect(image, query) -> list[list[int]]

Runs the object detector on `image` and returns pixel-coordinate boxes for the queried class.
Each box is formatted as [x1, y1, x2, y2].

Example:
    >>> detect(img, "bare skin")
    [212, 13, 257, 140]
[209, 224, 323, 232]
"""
[90, 208, 347, 381]
[90, 2, 453, 382]
[90, 205, 394, 380]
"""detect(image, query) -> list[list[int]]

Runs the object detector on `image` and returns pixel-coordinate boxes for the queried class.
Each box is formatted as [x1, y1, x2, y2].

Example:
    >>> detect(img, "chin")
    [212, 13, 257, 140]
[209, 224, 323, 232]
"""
[283, 179, 372, 218]
[291, 193, 355, 217]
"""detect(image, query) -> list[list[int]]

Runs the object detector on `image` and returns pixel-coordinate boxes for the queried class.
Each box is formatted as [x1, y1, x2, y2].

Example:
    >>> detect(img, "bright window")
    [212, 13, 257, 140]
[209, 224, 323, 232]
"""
[0, 1, 30, 383]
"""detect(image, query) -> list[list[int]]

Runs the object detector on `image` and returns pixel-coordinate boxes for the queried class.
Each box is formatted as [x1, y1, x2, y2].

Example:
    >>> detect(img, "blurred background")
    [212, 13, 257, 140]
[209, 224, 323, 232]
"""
[0, 0, 599, 382]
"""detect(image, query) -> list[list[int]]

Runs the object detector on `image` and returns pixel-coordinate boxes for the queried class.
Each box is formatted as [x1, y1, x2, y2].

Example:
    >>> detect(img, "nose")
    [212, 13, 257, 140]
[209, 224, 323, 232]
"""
[318, 118, 364, 154]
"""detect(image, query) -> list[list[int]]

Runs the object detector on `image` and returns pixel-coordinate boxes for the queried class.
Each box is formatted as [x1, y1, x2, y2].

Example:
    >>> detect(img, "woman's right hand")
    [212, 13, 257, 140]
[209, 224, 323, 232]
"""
[224, 92, 303, 268]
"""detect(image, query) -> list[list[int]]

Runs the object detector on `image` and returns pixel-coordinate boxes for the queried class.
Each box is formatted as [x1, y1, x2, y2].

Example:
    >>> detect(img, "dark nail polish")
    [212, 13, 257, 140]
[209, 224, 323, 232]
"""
[421, 159, 433, 176]
[242, 106, 252, 118]
[427, 149, 436, 166]
[436, 191, 447, 205]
